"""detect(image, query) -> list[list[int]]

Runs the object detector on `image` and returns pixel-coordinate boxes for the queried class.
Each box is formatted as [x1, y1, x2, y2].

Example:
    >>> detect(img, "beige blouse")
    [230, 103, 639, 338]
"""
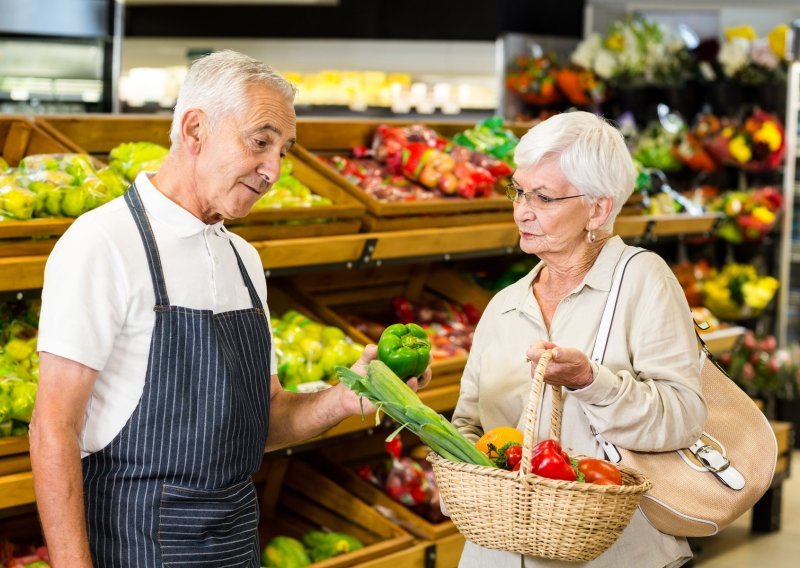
[451, 236, 707, 568]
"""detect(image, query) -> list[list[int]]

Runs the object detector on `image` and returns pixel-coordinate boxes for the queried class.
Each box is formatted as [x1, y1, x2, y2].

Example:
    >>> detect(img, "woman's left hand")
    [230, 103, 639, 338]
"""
[526, 340, 594, 390]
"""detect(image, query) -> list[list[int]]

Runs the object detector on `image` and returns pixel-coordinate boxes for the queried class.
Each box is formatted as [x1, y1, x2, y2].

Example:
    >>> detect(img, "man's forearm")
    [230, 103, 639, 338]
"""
[29, 422, 93, 568]
[265, 384, 350, 451]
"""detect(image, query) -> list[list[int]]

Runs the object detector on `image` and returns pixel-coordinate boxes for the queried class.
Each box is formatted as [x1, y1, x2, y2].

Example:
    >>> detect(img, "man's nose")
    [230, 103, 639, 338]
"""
[257, 154, 282, 186]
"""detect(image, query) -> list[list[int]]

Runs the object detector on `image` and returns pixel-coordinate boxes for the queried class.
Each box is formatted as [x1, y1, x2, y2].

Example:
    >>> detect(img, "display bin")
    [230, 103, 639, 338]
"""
[0, 117, 87, 257]
[293, 119, 514, 231]
[254, 456, 414, 567]
[0, 436, 34, 510]
[0, 116, 75, 167]
[278, 264, 492, 384]
[317, 430, 465, 568]
[33, 114, 367, 240]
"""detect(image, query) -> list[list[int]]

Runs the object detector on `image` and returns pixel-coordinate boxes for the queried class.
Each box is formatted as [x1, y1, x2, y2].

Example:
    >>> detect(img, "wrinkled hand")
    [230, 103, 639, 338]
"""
[526, 340, 593, 390]
[338, 344, 433, 417]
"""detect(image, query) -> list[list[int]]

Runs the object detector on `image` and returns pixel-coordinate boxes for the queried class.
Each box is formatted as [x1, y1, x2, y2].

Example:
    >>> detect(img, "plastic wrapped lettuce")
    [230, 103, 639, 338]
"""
[109, 142, 169, 182]
[0, 180, 36, 220]
[0, 378, 36, 423]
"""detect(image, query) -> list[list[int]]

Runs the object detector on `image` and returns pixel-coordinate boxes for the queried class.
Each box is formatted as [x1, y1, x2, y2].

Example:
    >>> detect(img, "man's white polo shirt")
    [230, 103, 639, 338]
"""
[38, 172, 277, 457]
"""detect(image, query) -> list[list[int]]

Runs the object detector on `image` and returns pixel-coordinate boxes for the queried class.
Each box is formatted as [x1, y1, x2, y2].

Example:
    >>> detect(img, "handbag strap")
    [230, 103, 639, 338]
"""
[590, 246, 647, 363]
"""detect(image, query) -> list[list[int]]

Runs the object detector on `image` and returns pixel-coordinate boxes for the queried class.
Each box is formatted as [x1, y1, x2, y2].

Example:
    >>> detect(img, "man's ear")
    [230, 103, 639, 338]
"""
[180, 108, 205, 155]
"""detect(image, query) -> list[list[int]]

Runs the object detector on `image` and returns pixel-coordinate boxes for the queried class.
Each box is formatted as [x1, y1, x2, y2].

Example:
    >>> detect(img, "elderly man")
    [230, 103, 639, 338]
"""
[30, 50, 430, 568]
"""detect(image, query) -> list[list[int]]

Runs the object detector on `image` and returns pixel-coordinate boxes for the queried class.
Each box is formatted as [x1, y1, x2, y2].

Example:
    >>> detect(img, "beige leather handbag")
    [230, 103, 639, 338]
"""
[590, 247, 777, 537]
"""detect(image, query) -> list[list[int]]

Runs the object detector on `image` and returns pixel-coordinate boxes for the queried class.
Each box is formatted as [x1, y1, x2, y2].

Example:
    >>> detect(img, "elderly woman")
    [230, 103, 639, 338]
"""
[451, 111, 706, 568]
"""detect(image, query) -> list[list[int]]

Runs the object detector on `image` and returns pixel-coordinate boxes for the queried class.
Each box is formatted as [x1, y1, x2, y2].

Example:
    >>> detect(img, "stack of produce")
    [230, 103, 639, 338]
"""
[356, 436, 444, 523]
[0, 540, 49, 568]
[451, 117, 519, 168]
[108, 142, 169, 182]
[252, 159, 332, 209]
[345, 296, 481, 361]
[261, 531, 363, 567]
[0, 299, 40, 438]
[0, 154, 128, 220]
[271, 310, 363, 391]
[325, 122, 512, 202]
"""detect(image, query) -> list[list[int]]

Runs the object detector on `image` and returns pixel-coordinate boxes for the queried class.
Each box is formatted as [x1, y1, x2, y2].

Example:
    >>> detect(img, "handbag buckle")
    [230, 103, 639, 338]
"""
[692, 443, 729, 473]
[688, 439, 746, 490]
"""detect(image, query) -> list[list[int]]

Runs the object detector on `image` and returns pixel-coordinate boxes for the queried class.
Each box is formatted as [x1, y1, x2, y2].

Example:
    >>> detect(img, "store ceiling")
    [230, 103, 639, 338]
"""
[123, 0, 338, 5]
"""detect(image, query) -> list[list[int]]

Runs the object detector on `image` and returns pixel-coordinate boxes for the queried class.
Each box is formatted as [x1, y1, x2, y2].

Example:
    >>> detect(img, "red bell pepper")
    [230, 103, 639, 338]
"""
[530, 439, 577, 481]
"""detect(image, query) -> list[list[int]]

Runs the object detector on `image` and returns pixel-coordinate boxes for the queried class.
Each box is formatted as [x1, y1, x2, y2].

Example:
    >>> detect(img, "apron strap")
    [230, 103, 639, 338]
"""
[124, 183, 171, 306]
[227, 237, 263, 309]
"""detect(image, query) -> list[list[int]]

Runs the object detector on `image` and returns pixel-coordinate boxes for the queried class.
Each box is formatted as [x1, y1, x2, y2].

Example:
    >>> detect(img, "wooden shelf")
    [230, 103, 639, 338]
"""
[701, 326, 746, 355]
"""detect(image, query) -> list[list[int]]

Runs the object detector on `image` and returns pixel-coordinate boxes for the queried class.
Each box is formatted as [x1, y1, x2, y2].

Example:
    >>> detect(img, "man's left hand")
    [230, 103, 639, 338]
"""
[338, 344, 432, 416]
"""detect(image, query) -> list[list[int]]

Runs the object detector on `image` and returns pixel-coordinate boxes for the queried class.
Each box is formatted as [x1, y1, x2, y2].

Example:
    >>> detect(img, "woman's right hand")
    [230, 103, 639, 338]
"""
[527, 340, 594, 390]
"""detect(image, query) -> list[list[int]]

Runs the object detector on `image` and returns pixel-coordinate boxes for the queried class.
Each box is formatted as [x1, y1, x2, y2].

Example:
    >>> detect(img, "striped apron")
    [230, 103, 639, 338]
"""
[82, 184, 271, 567]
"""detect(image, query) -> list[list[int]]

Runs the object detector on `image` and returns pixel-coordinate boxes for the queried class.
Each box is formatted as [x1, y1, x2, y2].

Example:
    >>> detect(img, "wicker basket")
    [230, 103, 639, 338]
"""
[428, 351, 652, 562]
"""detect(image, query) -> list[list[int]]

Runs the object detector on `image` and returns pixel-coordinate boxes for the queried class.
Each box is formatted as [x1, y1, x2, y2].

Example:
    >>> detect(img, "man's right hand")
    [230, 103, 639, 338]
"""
[29, 352, 98, 568]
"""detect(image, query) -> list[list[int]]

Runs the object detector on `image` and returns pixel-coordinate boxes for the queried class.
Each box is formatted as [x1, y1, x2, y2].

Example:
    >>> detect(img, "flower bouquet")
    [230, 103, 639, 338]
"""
[701, 262, 779, 321]
[718, 330, 798, 401]
[672, 113, 722, 172]
[505, 53, 562, 106]
[555, 66, 607, 106]
[710, 186, 783, 244]
[704, 109, 785, 172]
[717, 24, 789, 86]
[572, 14, 696, 90]
[632, 122, 683, 172]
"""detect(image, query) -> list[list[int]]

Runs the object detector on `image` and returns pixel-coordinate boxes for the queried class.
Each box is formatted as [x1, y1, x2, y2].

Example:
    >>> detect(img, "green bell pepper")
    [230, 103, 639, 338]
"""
[377, 323, 431, 380]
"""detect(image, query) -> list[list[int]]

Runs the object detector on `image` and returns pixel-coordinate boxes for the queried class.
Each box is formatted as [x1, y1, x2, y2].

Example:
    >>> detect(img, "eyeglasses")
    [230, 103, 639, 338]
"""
[504, 183, 585, 210]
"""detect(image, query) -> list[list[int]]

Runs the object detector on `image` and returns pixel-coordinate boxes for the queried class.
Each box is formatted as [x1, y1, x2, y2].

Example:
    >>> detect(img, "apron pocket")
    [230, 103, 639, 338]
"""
[159, 479, 258, 568]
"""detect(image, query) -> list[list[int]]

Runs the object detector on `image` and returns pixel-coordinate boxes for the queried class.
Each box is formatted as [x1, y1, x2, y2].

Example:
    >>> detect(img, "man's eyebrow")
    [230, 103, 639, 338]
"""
[250, 124, 296, 148]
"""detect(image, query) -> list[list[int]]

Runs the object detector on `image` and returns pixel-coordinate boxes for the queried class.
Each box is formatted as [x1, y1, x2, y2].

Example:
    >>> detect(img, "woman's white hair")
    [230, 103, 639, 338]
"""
[169, 50, 297, 147]
[513, 111, 635, 232]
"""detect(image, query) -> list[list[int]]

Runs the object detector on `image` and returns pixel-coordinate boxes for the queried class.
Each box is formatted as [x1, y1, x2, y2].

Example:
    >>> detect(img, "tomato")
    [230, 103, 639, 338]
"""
[577, 458, 622, 485]
[505, 445, 523, 470]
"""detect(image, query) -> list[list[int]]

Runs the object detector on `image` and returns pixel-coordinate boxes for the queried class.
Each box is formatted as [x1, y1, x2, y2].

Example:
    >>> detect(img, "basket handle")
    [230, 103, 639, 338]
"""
[519, 349, 563, 476]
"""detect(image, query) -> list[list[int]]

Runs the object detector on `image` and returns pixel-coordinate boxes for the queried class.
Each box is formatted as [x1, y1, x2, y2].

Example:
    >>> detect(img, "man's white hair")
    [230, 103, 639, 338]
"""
[169, 50, 297, 146]
[514, 111, 635, 232]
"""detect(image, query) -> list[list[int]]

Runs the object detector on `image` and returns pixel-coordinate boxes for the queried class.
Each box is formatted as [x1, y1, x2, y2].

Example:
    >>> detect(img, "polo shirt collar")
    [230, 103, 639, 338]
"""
[500, 235, 629, 314]
[133, 172, 228, 239]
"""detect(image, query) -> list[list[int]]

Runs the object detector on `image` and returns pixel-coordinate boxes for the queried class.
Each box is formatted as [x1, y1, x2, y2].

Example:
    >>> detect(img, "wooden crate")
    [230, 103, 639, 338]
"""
[317, 431, 465, 568]
[0, 116, 74, 167]
[316, 454, 457, 541]
[0, 436, 34, 510]
[255, 457, 413, 567]
[293, 119, 514, 231]
[0, 117, 82, 256]
[278, 264, 492, 383]
[34, 114, 366, 240]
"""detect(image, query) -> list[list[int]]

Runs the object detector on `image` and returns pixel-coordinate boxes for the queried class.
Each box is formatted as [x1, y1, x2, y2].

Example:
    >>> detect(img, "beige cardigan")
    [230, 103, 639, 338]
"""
[451, 236, 707, 568]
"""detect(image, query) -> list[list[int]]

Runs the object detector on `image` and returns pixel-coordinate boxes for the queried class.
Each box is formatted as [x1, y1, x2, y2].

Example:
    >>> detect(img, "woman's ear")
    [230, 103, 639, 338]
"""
[180, 108, 205, 155]
[588, 196, 613, 231]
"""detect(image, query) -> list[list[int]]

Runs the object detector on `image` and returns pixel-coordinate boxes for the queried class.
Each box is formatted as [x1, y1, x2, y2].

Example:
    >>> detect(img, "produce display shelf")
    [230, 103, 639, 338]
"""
[700, 326, 746, 355]
[283, 264, 491, 382]
[1, 116, 74, 167]
[254, 458, 413, 567]
[0, 214, 732, 291]
[34, 114, 367, 239]
[291, 119, 515, 229]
